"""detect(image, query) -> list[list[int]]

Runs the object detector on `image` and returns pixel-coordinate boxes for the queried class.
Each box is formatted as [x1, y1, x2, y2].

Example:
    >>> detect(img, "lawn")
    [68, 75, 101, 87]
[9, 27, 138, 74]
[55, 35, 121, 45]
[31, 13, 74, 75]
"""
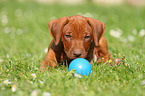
[0, 1, 145, 96]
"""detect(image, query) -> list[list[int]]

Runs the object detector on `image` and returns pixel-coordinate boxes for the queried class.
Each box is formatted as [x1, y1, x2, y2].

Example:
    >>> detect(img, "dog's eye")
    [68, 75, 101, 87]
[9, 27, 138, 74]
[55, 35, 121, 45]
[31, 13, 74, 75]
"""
[84, 36, 91, 39]
[65, 35, 72, 38]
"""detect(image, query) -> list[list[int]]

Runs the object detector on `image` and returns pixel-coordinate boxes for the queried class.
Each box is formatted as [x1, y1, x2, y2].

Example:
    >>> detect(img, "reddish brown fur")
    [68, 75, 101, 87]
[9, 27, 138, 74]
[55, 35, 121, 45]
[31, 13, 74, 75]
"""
[41, 15, 122, 72]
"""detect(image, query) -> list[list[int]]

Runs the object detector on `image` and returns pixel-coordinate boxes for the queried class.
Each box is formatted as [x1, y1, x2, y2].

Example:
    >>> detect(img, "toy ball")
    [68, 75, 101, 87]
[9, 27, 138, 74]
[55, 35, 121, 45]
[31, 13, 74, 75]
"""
[68, 58, 92, 76]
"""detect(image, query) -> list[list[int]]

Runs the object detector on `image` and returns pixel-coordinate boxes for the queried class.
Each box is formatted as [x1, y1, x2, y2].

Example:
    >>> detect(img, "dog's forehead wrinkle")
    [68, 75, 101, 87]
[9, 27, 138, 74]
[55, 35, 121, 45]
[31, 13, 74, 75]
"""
[71, 21, 90, 31]
[64, 22, 90, 34]
[63, 16, 92, 37]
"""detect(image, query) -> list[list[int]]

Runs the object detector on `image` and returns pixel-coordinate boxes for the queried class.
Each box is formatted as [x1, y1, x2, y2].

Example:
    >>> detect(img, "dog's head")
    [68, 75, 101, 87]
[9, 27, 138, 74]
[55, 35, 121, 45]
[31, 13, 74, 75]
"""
[48, 15, 106, 59]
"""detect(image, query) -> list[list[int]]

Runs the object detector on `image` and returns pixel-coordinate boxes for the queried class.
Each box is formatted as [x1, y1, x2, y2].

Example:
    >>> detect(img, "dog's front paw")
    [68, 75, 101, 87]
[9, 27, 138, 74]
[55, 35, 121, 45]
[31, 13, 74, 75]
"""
[115, 58, 123, 65]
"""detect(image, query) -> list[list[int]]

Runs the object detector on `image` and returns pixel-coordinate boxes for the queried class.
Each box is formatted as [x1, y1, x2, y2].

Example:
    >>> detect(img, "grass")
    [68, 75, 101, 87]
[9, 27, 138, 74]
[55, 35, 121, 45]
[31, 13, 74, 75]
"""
[0, 1, 145, 96]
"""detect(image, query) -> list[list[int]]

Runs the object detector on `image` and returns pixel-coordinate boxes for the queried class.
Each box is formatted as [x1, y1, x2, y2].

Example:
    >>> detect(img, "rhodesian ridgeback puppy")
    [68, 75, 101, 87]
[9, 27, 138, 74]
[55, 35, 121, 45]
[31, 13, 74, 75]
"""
[41, 15, 122, 71]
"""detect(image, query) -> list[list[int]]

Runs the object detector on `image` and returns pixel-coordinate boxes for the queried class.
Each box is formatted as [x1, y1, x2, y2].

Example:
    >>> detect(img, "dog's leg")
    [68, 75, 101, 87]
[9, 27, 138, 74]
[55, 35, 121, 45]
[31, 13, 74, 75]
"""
[96, 37, 122, 65]
[95, 37, 114, 65]
[41, 48, 58, 72]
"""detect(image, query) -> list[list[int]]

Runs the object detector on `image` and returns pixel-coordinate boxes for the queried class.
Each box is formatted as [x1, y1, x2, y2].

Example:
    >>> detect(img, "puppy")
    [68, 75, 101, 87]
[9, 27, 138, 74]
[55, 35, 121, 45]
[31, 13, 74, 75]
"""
[41, 15, 121, 71]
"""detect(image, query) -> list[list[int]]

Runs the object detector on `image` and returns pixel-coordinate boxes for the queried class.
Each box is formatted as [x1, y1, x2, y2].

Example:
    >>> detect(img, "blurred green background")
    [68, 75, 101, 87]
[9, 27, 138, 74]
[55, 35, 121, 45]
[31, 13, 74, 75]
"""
[0, 0, 145, 59]
[0, 0, 145, 96]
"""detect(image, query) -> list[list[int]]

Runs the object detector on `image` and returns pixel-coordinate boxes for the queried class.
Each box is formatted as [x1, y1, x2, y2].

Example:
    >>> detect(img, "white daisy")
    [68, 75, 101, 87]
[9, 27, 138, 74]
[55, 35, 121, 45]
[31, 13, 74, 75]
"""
[109, 28, 122, 38]
[74, 73, 82, 78]
[1, 14, 8, 26]
[31, 90, 38, 96]
[141, 80, 145, 85]
[4, 79, 11, 85]
[12, 85, 16, 92]
[109, 59, 112, 63]
[31, 73, 36, 80]
[42, 92, 51, 96]
[139, 29, 145, 37]
[0, 59, 4, 62]
[4, 27, 10, 34]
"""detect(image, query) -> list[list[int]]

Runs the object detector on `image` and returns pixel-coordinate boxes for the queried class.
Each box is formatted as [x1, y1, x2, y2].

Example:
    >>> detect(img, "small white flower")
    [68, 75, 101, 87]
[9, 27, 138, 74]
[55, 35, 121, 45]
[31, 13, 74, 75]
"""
[109, 28, 122, 38]
[141, 80, 145, 85]
[44, 48, 48, 53]
[42, 92, 51, 96]
[0, 59, 4, 62]
[12, 85, 16, 92]
[104, 59, 113, 65]
[139, 29, 145, 37]
[109, 59, 112, 63]
[39, 80, 43, 84]
[4, 27, 10, 34]
[4, 79, 11, 85]
[74, 73, 82, 78]
[128, 35, 135, 42]
[31, 73, 36, 80]
[1, 14, 8, 26]
[31, 90, 38, 96]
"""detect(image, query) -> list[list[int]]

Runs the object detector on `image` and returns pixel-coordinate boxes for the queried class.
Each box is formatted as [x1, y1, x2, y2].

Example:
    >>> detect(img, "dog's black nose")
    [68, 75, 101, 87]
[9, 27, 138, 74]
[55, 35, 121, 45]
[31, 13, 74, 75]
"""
[73, 51, 82, 57]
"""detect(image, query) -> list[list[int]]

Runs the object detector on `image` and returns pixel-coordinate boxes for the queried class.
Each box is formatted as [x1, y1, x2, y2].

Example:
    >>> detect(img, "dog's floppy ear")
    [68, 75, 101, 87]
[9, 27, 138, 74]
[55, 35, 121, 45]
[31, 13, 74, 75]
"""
[87, 17, 106, 46]
[48, 17, 68, 45]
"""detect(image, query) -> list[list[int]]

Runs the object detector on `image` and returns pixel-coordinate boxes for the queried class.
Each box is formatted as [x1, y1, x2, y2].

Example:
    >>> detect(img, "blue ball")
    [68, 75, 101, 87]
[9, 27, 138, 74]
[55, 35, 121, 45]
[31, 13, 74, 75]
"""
[68, 58, 92, 76]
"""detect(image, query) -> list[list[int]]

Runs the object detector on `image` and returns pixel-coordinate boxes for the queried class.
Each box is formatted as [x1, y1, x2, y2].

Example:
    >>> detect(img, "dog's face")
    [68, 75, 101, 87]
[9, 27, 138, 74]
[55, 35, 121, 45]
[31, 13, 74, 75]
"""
[48, 15, 106, 59]
[62, 19, 93, 59]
